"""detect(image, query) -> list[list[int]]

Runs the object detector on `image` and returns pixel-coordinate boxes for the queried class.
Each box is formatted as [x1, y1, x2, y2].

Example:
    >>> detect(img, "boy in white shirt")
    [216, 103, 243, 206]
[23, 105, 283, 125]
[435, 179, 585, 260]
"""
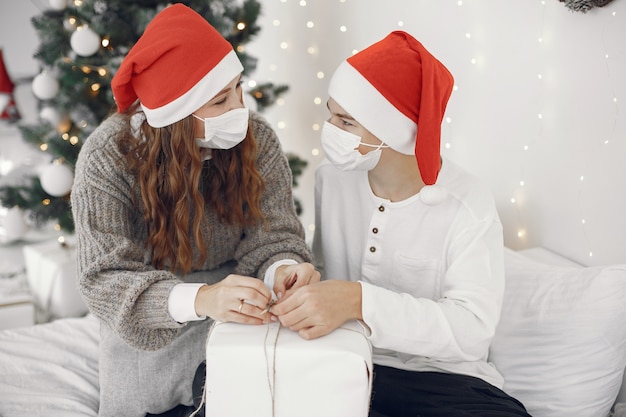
[271, 31, 531, 416]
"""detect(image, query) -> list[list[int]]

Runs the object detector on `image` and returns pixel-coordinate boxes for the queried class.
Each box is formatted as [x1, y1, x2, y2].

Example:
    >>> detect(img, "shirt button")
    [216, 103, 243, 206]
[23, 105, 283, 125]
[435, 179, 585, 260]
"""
[372, 227, 378, 234]
[369, 246, 376, 253]
[378, 205, 385, 212]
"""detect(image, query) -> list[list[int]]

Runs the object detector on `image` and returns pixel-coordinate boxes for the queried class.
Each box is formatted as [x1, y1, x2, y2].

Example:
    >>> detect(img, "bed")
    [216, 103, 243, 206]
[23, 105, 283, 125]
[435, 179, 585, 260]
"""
[0, 246, 624, 417]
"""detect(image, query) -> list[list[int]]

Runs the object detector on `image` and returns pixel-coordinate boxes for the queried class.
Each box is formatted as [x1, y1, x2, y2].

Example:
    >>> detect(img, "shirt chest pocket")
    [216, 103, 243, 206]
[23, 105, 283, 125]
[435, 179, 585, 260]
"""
[391, 254, 440, 299]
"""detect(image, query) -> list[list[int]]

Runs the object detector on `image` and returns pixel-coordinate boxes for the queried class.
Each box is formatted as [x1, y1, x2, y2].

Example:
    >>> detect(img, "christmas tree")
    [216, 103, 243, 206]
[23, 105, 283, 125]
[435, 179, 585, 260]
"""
[0, 0, 303, 234]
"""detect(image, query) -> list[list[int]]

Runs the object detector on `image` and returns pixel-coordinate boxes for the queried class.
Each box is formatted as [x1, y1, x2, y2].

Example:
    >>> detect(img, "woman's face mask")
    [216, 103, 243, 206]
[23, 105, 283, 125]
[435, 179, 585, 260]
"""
[193, 107, 249, 150]
[320, 121, 388, 171]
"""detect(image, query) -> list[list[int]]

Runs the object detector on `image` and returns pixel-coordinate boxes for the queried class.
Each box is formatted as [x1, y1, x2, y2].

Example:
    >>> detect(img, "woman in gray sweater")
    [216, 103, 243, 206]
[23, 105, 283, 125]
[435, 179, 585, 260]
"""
[70, 5, 317, 416]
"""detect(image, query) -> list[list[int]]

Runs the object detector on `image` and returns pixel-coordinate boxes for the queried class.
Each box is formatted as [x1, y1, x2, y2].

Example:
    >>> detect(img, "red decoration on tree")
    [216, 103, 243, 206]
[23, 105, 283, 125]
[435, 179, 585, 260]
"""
[0, 49, 20, 122]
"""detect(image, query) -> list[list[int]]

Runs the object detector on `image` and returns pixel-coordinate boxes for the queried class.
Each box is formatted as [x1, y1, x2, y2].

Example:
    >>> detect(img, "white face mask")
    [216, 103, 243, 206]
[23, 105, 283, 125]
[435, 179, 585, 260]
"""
[320, 121, 389, 171]
[193, 107, 249, 150]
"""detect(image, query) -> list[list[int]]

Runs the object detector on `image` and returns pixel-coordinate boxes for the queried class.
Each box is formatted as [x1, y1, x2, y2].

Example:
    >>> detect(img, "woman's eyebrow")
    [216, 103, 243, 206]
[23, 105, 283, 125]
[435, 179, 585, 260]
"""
[211, 75, 243, 102]
[214, 86, 231, 97]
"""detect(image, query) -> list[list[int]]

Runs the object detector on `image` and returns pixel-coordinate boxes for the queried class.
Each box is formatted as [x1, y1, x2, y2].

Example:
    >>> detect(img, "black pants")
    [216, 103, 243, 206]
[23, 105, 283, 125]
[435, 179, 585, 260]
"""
[150, 362, 531, 417]
[369, 365, 532, 417]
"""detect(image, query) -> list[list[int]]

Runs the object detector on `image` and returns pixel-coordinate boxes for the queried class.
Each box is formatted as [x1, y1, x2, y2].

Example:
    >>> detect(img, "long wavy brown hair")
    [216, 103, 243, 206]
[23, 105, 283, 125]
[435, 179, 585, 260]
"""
[116, 104, 266, 275]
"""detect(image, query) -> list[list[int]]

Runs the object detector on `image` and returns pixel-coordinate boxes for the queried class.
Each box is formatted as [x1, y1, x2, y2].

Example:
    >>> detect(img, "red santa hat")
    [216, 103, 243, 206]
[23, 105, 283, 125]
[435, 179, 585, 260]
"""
[0, 49, 20, 122]
[328, 31, 454, 204]
[111, 4, 243, 128]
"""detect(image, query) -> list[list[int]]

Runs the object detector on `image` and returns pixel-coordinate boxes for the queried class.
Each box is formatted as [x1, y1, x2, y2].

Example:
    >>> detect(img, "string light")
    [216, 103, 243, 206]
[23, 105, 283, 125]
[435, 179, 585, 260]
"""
[260, 0, 623, 253]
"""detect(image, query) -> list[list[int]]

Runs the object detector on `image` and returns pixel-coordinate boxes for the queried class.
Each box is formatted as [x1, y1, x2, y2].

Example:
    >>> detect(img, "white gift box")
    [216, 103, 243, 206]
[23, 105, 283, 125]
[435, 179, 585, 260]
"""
[22, 238, 88, 321]
[204, 320, 373, 417]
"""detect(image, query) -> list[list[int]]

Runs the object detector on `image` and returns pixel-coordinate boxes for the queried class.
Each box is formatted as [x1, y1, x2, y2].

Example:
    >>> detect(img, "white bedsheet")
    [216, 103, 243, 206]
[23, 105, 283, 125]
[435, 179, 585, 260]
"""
[0, 314, 100, 417]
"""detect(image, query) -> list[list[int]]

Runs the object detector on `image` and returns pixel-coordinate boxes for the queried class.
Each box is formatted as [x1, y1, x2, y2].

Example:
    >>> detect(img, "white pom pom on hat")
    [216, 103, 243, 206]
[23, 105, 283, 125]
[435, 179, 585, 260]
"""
[328, 31, 454, 205]
[111, 4, 243, 128]
[419, 184, 448, 205]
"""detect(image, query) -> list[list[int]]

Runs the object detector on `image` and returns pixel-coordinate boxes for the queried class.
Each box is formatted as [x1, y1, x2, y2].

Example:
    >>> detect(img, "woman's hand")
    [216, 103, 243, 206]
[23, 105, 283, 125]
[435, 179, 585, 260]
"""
[273, 262, 321, 300]
[194, 274, 273, 324]
[270, 280, 362, 340]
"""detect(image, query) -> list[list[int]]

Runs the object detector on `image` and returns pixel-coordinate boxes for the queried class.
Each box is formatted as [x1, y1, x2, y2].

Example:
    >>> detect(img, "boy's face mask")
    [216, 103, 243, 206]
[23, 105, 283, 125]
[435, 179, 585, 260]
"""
[320, 121, 388, 171]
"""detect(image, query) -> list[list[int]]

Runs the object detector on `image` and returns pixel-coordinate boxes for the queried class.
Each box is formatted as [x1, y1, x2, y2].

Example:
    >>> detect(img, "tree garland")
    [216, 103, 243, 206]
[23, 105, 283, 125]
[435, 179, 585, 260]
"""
[559, 0, 615, 13]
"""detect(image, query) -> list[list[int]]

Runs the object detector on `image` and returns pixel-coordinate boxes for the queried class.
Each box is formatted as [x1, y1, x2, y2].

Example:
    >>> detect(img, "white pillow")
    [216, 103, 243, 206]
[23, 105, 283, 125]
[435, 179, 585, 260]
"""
[489, 249, 626, 417]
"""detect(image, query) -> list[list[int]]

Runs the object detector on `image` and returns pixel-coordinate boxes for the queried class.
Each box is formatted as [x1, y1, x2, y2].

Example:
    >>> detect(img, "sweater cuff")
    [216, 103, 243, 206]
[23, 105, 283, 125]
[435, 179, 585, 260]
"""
[168, 283, 207, 323]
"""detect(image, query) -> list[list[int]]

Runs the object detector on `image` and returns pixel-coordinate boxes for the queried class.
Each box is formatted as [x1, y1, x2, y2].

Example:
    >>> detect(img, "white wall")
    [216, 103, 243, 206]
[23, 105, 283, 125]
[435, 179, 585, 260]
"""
[246, 0, 626, 266]
[2, 1, 625, 266]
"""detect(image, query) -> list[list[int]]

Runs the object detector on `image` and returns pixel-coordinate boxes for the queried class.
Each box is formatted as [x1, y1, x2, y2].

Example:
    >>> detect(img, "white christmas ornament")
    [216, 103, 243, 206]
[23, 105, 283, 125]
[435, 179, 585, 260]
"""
[40, 106, 62, 126]
[70, 26, 101, 57]
[40, 163, 74, 197]
[49, 0, 67, 11]
[32, 72, 60, 100]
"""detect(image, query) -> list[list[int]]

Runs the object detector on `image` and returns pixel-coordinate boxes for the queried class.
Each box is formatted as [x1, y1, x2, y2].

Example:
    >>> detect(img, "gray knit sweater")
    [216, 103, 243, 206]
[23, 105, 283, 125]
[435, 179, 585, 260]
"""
[71, 111, 312, 351]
